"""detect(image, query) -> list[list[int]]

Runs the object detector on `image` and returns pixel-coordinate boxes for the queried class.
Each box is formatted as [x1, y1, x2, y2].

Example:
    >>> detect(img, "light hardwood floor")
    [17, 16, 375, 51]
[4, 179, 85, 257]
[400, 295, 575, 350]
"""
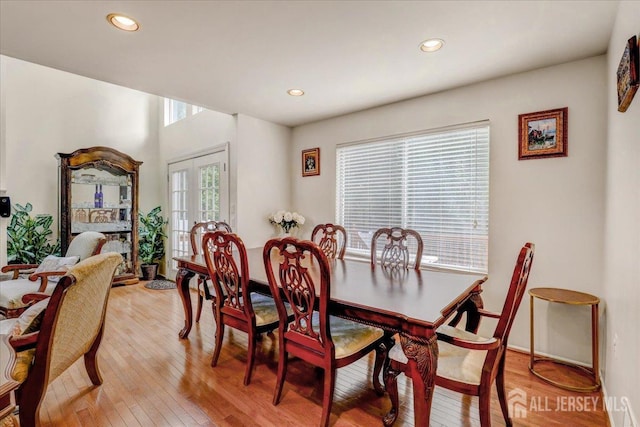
[32, 282, 609, 426]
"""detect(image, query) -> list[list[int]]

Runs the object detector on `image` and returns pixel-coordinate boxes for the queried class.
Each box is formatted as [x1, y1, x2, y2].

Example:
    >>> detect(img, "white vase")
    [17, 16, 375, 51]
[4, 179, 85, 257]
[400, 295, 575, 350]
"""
[279, 227, 297, 238]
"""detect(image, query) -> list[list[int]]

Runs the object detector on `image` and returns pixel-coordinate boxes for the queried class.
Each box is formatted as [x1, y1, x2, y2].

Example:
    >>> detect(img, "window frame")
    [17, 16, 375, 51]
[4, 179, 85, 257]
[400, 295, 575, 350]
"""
[335, 121, 490, 274]
[163, 98, 204, 126]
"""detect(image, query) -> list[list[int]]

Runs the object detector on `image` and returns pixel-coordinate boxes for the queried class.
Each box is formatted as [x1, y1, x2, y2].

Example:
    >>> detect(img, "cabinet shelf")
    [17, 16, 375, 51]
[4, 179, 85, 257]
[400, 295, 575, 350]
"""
[71, 224, 132, 233]
[71, 205, 132, 209]
[57, 147, 142, 285]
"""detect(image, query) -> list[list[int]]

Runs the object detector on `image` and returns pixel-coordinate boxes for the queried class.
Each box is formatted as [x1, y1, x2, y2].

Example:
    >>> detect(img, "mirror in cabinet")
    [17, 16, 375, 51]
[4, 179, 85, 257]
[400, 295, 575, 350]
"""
[57, 147, 142, 285]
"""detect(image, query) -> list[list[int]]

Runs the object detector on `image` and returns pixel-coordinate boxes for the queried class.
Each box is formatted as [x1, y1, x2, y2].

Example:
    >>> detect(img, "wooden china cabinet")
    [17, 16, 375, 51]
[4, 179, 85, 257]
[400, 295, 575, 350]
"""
[57, 147, 142, 285]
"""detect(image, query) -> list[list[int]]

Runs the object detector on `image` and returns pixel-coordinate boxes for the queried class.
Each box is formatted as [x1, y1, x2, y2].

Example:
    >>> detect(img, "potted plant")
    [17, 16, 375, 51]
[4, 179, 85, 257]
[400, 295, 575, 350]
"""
[138, 206, 167, 280]
[7, 202, 60, 264]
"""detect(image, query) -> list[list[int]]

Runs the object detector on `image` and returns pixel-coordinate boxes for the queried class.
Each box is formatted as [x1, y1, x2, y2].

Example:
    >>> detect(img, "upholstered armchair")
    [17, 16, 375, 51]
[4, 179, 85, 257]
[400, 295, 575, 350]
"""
[0, 252, 122, 427]
[1, 231, 106, 318]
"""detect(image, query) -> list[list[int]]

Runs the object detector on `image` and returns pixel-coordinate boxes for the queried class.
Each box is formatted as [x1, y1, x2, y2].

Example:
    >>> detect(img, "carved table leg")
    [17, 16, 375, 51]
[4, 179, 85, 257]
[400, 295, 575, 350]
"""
[177, 268, 196, 339]
[400, 333, 439, 426]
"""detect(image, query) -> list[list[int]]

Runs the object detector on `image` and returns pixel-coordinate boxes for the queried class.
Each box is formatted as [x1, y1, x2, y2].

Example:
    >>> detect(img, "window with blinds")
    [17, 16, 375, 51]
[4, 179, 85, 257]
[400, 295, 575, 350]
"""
[336, 122, 489, 273]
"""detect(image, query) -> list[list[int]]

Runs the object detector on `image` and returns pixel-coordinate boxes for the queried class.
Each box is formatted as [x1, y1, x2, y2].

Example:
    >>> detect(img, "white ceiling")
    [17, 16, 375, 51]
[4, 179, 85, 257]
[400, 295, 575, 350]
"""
[0, 1, 619, 127]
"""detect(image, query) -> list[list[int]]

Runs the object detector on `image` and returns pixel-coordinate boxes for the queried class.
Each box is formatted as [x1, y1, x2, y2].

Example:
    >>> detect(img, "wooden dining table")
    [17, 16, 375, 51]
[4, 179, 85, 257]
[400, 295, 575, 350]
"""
[174, 246, 487, 426]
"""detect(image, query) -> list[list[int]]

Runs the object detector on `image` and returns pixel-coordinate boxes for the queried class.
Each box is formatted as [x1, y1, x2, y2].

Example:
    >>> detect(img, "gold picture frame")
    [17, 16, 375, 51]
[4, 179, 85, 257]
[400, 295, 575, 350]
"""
[302, 148, 320, 177]
[518, 107, 568, 160]
[617, 35, 639, 112]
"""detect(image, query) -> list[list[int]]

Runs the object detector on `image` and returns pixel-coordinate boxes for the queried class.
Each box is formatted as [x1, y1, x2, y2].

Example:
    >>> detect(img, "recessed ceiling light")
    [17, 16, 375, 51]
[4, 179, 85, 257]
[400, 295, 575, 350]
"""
[107, 13, 140, 32]
[420, 38, 444, 52]
[287, 89, 305, 97]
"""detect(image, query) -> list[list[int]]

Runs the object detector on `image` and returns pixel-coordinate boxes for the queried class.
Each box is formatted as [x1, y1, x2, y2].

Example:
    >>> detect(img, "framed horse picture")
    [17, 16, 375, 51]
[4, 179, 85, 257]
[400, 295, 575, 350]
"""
[518, 107, 568, 160]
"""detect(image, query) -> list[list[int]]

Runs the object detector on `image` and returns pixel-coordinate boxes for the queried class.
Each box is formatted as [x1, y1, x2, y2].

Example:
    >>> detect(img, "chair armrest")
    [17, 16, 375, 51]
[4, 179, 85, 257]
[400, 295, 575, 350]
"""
[478, 309, 501, 319]
[437, 330, 501, 351]
[9, 331, 39, 352]
[29, 270, 66, 292]
[2, 264, 38, 279]
[28, 270, 66, 281]
[21, 293, 50, 305]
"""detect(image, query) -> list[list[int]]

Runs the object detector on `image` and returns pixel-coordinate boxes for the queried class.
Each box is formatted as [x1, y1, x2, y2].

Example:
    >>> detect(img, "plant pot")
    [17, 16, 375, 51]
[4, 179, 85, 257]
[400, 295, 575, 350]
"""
[141, 263, 158, 281]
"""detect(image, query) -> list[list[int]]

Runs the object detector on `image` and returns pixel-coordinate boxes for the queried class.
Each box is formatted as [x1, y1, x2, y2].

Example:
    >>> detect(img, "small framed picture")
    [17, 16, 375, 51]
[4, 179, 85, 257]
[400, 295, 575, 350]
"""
[302, 148, 320, 177]
[616, 35, 639, 112]
[518, 107, 568, 160]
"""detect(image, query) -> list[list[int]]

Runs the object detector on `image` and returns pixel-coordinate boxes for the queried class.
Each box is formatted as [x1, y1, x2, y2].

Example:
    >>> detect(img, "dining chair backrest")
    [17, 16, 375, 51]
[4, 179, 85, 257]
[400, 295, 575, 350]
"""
[493, 242, 535, 345]
[263, 237, 333, 356]
[370, 227, 423, 270]
[201, 230, 251, 319]
[190, 220, 232, 255]
[311, 223, 347, 260]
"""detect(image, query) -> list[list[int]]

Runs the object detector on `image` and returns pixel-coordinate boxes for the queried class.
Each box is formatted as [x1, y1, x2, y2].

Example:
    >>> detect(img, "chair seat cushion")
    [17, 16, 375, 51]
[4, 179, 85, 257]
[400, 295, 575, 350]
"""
[0, 279, 56, 309]
[0, 317, 37, 383]
[312, 313, 385, 359]
[388, 324, 488, 385]
[250, 293, 280, 326]
[0, 413, 19, 427]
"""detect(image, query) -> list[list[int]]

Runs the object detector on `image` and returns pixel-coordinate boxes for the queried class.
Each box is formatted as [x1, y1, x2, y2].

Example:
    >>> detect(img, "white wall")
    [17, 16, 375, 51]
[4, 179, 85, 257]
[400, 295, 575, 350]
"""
[158, 105, 236, 166]
[603, 2, 640, 425]
[0, 55, 162, 268]
[291, 56, 608, 364]
[236, 114, 292, 248]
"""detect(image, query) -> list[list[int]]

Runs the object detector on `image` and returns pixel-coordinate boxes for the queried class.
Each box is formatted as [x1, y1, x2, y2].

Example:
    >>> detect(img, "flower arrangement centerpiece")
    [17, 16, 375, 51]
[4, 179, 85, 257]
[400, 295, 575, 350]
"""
[269, 210, 305, 235]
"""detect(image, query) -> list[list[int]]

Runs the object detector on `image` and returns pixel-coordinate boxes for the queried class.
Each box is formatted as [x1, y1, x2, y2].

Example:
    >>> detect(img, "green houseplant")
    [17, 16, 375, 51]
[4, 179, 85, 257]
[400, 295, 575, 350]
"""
[7, 202, 60, 264]
[138, 206, 168, 280]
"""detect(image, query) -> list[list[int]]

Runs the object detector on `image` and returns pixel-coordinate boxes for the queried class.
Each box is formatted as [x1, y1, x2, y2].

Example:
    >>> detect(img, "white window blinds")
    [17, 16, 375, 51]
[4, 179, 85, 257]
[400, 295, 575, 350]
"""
[336, 123, 489, 273]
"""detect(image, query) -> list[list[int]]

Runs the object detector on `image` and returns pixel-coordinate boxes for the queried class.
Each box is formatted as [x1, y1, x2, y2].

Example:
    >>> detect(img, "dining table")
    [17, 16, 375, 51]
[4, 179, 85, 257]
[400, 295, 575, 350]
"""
[174, 246, 487, 426]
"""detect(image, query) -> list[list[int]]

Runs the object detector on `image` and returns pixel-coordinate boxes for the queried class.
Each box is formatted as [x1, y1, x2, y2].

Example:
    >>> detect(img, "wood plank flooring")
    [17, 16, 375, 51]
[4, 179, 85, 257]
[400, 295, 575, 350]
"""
[31, 282, 609, 426]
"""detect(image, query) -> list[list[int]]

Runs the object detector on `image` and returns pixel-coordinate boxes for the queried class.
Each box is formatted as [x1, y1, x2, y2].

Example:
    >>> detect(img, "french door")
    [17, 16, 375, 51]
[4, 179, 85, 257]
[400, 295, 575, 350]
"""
[167, 150, 228, 277]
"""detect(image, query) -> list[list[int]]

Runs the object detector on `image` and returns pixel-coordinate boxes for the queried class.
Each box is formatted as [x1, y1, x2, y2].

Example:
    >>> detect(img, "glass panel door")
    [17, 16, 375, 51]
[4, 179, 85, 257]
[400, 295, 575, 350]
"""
[167, 151, 228, 277]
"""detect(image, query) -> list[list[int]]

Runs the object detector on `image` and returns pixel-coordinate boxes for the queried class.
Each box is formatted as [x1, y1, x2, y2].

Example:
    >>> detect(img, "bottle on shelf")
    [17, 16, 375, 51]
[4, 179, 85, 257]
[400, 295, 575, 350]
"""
[98, 184, 103, 208]
[94, 185, 100, 208]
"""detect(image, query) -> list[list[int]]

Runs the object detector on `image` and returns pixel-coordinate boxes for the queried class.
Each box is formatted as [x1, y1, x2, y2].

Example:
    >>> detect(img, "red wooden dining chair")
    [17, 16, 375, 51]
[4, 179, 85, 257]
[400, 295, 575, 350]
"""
[190, 220, 232, 323]
[370, 227, 424, 270]
[263, 237, 392, 427]
[311, 223, 347, 260]
[382, 242, 535, 426]
[202, 230, 280, 385]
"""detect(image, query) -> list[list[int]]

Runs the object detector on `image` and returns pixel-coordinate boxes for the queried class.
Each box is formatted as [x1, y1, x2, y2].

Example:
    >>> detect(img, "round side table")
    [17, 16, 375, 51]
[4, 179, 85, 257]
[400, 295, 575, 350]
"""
[529, 287, 601, 392]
